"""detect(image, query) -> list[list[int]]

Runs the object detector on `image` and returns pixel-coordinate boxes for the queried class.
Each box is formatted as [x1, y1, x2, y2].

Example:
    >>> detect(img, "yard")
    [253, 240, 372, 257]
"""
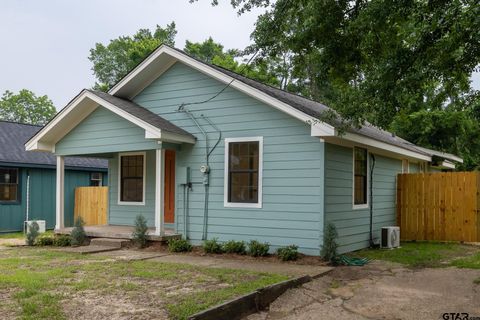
[247, 242, 480, 320]
[0, 246, 287, 320]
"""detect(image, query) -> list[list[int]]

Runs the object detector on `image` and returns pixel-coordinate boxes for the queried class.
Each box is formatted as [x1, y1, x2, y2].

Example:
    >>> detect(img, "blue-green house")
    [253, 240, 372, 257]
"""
[25, 45, 462, 254]
[0, 121, 108, 233]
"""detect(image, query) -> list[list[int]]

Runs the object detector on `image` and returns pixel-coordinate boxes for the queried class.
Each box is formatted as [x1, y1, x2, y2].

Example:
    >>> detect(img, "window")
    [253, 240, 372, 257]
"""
[402, 159, 409, 173]
[0, 168, 19, 202]
[353, 147, 368, 207]
[119, 153, 145, 204]
[224, 137, 263, 208]
[90, 172, 103, 186]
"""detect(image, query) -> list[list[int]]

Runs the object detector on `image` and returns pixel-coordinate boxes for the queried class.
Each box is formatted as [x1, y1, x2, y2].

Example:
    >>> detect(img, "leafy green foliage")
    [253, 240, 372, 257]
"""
[202, 238, 223, 254]
[53, 235, 71, 247]
[276, 245, 299, 261]
[36, 235, 54, 246]
[25, 221, 39, 246]
[131, 214, 149, 248]
[0, 89, 56, 125]
[212, 0, 480, 167]
[89, 22, 177, 90]
[70, 217, 86, 246]
[247, 240, 270, 257]
[321, 223, 338, 263]
[222, 240, 246, 255]
[168, 238, 192, 253]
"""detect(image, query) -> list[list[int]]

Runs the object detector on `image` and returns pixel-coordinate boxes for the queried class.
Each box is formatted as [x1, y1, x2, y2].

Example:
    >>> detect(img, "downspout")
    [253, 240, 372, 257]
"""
[24, 170, 30, 233]
[369, 154, 376, 247]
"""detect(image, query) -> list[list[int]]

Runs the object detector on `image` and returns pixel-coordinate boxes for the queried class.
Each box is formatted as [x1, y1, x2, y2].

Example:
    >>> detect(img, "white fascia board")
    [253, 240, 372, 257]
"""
[436, 160, 456, 169]
[341, 132, 432, 162]
[109, 45, 335, 137]
[25, 90, 92, 152]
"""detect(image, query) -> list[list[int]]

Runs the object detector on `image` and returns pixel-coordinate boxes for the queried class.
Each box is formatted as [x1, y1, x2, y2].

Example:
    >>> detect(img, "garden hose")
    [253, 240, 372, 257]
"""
[338, 255, 370, 266]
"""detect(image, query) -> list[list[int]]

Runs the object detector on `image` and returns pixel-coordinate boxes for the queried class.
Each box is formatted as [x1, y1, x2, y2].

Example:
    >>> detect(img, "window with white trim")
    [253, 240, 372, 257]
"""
[353, 147, 368, 206]
[0, 168, 18, 202]
[119, 153, 145, 204]
[224, 137, 263, 208]
[90, 172, 103, 186]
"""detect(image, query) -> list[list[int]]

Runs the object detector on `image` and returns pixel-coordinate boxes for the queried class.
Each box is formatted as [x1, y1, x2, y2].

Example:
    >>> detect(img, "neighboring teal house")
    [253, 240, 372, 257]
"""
[25, 45, 461, 254]
[0, 121, 107, 233]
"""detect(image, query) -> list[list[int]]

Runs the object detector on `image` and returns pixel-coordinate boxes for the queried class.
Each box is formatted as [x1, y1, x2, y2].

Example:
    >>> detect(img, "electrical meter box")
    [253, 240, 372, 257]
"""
[177, 166, 190, 185]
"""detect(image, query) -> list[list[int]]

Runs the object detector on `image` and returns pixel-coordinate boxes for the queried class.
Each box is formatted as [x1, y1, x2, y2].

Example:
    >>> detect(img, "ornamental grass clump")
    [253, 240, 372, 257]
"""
[25, 221, 39, 246]
[222, 240, 246, 255]
[71, 217, 87, 246]
[132, 214, 149, 248]
[248, 240, 270, 257]
[203, 238, 223, 254]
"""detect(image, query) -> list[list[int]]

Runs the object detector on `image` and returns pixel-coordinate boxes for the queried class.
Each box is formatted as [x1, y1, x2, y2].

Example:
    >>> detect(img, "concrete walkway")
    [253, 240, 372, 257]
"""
[92, 249, 333, 278]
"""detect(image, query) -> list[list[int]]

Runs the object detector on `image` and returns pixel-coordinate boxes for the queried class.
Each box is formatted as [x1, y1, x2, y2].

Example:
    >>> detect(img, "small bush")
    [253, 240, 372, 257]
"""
[222, 240, 246, 254]
[277, 245, 299, 261]
[321, 222, 338, 264]
[132, 214, 149, 248]
[248, 240, 270, 257]
[36, 235, 54, 246]
[168, 238, 192, 252]
[203, 238, 223, 254]
[54, 234, 71, 247]
[71, 217, 87, 246]
[26, 221, 40, 246]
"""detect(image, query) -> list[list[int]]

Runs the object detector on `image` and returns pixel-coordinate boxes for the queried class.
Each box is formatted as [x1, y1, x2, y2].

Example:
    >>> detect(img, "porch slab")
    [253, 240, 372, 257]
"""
[58, 245, 121, 255]
[55, 225, 181, 242]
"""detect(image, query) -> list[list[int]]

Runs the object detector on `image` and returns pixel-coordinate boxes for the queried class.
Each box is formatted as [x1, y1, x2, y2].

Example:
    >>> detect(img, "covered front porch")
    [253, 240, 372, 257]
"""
[24, 90, 196, 239]
[55, 225, 180, 241]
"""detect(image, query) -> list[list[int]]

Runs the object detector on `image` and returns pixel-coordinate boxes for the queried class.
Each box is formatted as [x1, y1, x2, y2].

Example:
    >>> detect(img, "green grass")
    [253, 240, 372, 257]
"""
[450, 252, 480, 269]
[0, 247, 287, 319]
[0, 232, 25, 239]
[352, 242, 478, 268]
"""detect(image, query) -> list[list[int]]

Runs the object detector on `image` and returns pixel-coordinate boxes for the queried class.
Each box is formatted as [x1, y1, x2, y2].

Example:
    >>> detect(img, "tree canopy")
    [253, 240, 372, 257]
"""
[0, 89, 56, 125]
[88, 22, 177, 91]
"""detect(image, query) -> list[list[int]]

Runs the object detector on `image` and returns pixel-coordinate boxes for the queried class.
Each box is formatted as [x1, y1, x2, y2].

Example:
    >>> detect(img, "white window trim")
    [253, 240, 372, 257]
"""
[352, 147, 369, 210]
[118, 152, 146, 206]
[224, 137, 263, 209]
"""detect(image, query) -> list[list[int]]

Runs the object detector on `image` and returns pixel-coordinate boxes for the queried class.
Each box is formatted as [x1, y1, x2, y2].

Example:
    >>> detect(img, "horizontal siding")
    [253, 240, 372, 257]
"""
[55, 107, 159, 155]
[133, 62, 324, 255]
[108, 150, 156, 227]
[324, 143, 401, 254]
[0, 168, 97, 232]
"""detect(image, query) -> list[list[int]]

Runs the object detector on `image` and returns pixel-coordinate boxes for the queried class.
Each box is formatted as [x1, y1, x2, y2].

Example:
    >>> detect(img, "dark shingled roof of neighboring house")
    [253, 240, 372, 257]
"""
[0, 121, 108, 169]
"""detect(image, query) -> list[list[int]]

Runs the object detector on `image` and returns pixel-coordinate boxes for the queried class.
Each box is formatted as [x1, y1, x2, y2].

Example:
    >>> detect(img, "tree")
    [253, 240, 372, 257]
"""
[204, 0, 480, 168]
[184, 37, 227, 63]
[89, 22, 177, 91]
[0, 89, 56, 125]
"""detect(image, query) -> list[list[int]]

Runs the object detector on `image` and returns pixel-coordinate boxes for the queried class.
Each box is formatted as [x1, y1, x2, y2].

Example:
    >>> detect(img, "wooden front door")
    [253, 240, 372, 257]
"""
[164, 150, 175, 224]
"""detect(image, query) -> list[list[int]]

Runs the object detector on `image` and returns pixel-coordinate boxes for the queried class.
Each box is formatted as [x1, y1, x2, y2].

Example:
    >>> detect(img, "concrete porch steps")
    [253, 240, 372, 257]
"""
[89, 238, 130, 248]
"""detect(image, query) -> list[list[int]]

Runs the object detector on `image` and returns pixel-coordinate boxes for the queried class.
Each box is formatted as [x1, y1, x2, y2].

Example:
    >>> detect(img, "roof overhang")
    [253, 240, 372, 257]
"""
[109, 45, 336, 138]
[25, 90, 195, 153]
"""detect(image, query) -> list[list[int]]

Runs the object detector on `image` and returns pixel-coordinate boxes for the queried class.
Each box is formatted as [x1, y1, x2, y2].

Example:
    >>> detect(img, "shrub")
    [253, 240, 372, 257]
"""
[203, 238, 223, 254]
[54, 234, 71, 247]
[25, 221, 39, 246]
[321, 222, 338, 264]
[71, 217, 87, 246]
[248, 240, 270, 257]
[277, 245, 299, 261]
[168, 238, 192, 252]
[222, 240, 246, 255]
[36, 235, 54, 246]
[132, 214, 149, 248]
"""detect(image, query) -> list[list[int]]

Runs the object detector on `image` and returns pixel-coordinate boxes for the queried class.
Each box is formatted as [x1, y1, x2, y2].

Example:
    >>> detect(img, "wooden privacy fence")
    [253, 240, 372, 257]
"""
[397, 172, 480, 242]
[74, 187, 108, 226]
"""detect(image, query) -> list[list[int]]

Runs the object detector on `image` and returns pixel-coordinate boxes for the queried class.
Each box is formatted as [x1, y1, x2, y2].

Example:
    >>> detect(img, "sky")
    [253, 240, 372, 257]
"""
[0, 0, 478, 109]
[0, 0, 264, 108]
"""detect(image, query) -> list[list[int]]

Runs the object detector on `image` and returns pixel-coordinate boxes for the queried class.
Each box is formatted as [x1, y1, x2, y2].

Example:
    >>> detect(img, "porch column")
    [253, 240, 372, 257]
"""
[55, 156, 65, 230]
[154, 149, 165, 236]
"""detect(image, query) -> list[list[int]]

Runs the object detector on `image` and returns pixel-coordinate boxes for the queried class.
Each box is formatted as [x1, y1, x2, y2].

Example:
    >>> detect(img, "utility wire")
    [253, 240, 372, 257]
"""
[177, 0, 292, 110]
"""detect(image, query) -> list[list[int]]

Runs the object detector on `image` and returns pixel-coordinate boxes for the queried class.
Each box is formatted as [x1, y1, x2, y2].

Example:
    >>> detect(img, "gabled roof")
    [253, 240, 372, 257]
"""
[25, 89, 196, 152]
[0, 121, 107, 169]
[108, 45, 461, 164]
